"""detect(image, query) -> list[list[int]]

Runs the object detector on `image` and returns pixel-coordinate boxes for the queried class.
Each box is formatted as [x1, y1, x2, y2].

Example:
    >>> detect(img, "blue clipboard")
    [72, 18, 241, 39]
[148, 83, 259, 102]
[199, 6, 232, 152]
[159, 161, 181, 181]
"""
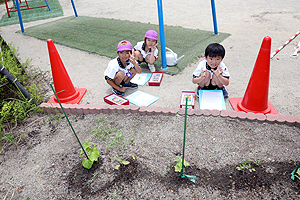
[199, 90, 226, 110]
[130, 73, 152, 86]
[125, 90, 159, 107]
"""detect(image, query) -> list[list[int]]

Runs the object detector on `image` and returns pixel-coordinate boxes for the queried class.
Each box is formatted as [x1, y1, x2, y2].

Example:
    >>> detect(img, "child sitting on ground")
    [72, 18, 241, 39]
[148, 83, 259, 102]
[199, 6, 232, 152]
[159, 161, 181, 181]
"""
[192, 43, 230, 98]
[104, 40, 142, 96]
[133, 30, 159, 72]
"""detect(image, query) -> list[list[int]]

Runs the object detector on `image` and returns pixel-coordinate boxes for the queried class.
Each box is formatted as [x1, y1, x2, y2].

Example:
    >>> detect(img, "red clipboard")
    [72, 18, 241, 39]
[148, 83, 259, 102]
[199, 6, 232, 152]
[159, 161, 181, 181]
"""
[180, 91, 195, 109]
[148, 72, 163, 86]
[104, 93, 129, 105]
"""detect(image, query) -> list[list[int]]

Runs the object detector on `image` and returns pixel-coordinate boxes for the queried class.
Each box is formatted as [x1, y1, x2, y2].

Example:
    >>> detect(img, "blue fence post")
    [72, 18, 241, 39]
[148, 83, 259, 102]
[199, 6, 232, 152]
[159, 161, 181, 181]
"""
[71, 0, 78, 17]
[210, 0, 218, 35]
[157, 0, 168, 69]
[15, 0, 24, 33]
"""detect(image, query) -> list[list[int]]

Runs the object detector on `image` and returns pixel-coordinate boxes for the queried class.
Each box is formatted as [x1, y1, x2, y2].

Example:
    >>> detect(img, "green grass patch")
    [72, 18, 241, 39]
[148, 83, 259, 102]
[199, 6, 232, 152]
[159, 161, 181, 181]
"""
[21, 16, 230, 75]
[0, 0, 63, 26]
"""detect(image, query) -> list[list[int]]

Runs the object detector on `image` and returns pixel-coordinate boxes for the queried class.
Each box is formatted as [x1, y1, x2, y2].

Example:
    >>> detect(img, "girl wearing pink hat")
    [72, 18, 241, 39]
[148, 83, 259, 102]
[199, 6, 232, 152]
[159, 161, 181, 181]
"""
[133, 30, 159, 72]
[104, 40, 142, 96]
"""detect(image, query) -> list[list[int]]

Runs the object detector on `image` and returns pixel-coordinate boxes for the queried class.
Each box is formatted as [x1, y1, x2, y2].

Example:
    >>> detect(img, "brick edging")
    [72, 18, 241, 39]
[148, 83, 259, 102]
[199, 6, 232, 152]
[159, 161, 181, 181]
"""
[40, 103, 300, 126]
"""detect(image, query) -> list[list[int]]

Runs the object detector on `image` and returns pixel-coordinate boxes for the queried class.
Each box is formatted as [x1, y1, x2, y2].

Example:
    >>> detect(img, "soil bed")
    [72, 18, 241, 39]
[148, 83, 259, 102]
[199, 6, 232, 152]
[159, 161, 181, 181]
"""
[0, 112, 300, 199]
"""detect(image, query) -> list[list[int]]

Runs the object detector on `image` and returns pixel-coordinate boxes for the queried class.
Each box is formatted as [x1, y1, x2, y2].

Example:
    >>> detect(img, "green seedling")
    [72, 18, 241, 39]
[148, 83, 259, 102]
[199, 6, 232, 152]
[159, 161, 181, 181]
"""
[295, 170, 300, 180]
[79, 140, 100, 169]
[108, 130, 135, 170]
[174, 157, 190, 172]
[85, 172, 100, 186]
[253, 158, 262, 166]
[236, 159, 256, 172]
[92, 123, 113, 141]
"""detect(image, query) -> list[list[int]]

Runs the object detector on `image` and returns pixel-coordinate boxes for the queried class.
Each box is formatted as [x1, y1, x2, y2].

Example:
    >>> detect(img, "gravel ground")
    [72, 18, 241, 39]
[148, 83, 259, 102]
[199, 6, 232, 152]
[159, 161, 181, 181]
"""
[0, 112, 299, 199]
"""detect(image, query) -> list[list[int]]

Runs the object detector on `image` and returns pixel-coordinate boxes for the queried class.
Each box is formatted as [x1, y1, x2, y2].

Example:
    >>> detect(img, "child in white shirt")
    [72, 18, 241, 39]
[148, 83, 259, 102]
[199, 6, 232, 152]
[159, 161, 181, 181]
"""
[104, 40, 142, 96]
[192, 43, 230, 98]
[133, 30, 159, 72]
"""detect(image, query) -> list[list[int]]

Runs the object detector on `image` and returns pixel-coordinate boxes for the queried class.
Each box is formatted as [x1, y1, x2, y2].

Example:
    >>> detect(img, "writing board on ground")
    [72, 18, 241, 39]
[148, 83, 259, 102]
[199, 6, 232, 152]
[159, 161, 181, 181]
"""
[130, 72, 151, 86]
[148, 72, 163, 86]
[199, 90, 226, 110]
[180, 91, 195, 109]
[104, 93, 129, 105]
[125, 90, 159, 107]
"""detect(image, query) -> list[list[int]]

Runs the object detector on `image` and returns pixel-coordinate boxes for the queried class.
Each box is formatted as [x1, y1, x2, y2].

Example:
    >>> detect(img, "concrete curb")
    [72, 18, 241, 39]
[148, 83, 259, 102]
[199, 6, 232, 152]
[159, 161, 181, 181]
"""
[40, 103, 300, 127]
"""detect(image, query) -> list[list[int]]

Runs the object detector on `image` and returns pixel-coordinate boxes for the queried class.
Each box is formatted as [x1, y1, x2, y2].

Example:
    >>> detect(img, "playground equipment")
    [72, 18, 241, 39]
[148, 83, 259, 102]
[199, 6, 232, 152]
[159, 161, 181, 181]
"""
[156, 0, 219, 69]
[12, 0, 78, 33]
[270, 30, 300, 59]
[229, 36, 279, 115]
[4, 0, 51, 18]
[165, 47, 184, 66]
[47, 39, 86, 104]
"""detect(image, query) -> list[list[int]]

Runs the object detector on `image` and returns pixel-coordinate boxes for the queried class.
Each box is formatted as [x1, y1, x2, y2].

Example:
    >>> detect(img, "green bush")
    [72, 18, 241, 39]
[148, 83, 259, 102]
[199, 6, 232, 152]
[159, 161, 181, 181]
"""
[0, 38, 50, 150]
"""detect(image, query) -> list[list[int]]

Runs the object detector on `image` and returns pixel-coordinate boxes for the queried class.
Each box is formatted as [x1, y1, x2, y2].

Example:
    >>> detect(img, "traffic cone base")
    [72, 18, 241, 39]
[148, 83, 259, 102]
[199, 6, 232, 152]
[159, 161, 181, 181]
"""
[48, 88, 87, 104]
[229, 97, 279, 115]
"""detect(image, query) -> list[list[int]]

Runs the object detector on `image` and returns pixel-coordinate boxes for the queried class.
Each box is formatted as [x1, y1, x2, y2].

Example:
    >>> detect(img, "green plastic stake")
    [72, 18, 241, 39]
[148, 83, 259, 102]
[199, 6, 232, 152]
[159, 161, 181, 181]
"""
[49, 83, 89, 160]
[180, 97, 196, 183]
[291, 161, 300, 180]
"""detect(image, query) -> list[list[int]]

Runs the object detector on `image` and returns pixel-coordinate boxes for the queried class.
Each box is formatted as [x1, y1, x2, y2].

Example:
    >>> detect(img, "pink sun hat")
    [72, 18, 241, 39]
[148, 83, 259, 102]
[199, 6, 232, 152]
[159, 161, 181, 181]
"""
[117, 40, 132, 52]
[145, 30, 158, 40]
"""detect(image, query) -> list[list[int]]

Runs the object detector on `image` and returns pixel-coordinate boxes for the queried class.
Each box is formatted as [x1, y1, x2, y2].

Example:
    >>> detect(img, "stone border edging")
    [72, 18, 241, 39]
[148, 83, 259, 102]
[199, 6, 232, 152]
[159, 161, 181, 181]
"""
[40, 103, 300, 127]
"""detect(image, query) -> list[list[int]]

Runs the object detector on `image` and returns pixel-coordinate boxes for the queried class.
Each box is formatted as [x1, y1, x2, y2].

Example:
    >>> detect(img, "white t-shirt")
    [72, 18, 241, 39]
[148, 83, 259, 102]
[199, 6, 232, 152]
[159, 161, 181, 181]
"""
[134, 41, 158, 59]
[193, 59, 230, 79]
[104, 57, 135, 80]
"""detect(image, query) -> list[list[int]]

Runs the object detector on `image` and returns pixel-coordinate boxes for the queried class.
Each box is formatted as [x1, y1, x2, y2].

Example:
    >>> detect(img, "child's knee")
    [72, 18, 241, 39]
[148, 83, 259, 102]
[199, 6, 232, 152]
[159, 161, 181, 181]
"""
[134, 51, 143, 60]
[114, 71, 125, 84]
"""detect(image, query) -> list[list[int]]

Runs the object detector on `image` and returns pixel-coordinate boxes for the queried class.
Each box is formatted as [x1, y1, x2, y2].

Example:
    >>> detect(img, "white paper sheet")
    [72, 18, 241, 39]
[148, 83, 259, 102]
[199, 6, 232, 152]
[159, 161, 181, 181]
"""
[200, 90, 223, 110]
[126, 90, 159, 107]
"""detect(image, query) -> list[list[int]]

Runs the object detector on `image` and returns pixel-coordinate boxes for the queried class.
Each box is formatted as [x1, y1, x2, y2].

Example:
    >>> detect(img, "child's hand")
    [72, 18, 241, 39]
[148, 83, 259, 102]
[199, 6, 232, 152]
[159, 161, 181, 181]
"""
[212, 66, 223, 76]
[130, 53, 136, 63]
[151, 43, 159, 51]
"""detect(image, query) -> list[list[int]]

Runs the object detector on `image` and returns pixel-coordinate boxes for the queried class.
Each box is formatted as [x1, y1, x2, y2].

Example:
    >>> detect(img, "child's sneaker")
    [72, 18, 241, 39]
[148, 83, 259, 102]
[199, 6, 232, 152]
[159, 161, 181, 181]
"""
[218, 86, 229, 98]
[197, 86, 206, 97]
[148, 64, 156, 72]
[122, 81, 138, 89]
[112, 87, 125, 96]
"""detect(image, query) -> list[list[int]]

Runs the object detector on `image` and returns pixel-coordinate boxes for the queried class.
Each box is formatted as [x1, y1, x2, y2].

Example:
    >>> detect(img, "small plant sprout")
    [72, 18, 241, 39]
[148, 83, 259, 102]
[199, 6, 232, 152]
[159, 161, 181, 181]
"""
[253, 158, 262, 166]
[108, 130, 135, 170]
[295, 170, 300, 180]
[236, 159, 256, 173]
[174, 157, 190, 172]
[79, 140, 100, 169]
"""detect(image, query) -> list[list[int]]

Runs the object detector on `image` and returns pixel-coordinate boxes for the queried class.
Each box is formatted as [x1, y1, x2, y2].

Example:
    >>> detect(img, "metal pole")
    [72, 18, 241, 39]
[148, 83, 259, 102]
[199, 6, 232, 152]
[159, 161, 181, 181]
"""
[210, 0, 218, 35]
[157, 0, 167, 69]
[70, 0, 78, 17]
[15, 0, 24, 33]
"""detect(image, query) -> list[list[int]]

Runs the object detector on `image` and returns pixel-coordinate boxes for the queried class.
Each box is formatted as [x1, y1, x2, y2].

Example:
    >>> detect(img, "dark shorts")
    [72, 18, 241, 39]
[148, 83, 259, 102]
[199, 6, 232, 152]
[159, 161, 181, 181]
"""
[204, 83, 218, 90]
[137, 58, 146, 64]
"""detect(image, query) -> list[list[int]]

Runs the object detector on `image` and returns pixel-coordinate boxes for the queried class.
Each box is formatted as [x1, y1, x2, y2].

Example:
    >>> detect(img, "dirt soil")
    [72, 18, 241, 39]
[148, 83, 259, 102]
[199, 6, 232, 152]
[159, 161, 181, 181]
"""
[1, 0, 300, 199]
[1, 112, 300, 199]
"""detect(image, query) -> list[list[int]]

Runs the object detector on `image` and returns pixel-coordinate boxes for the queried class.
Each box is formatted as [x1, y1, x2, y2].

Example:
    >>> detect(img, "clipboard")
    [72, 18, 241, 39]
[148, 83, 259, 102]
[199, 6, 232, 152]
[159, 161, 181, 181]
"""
[199, 90, 226, 110]
[125, 90, 159, 107]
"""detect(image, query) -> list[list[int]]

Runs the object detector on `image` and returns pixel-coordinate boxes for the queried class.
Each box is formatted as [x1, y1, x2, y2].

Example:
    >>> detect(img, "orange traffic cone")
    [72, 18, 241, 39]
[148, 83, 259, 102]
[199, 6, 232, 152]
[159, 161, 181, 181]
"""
[229, 36, 279, 114]
[47, 39, 87, 104]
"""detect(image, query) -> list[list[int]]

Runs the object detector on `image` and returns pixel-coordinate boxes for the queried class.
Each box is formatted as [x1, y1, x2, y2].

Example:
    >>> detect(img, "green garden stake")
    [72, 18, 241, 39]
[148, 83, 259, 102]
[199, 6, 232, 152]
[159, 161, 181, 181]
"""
[49, 83, 89, 160]
[291, 161, 300, 180]
[180, 97, 196, 183]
